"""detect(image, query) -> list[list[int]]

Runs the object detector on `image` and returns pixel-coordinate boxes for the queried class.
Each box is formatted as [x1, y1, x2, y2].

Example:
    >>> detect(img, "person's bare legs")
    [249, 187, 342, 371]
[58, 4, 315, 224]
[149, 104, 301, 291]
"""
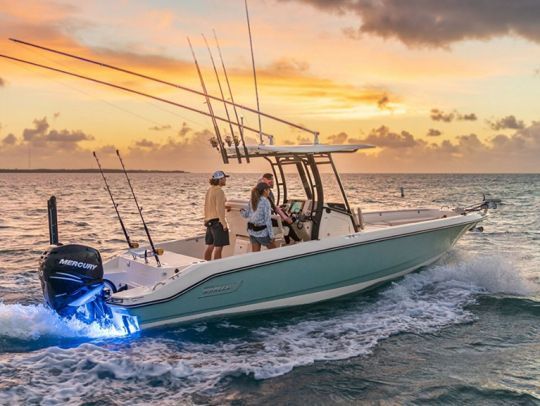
[251, 242, 261, 252]
[214, 246, 223, 260]
[204, 245, 214, 261]
[266, 240, 277, 249]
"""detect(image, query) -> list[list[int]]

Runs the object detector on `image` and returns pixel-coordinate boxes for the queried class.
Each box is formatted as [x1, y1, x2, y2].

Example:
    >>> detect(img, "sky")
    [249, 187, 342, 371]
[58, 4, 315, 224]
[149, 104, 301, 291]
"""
[0, 0, 539, 173]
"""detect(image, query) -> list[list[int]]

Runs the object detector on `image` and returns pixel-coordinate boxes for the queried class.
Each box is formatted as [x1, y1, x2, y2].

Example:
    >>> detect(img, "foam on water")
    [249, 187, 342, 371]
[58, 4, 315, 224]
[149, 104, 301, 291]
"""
[0, 254, 534, 404]
[0, 303, 125, 340]
[419, 254, 535, 296]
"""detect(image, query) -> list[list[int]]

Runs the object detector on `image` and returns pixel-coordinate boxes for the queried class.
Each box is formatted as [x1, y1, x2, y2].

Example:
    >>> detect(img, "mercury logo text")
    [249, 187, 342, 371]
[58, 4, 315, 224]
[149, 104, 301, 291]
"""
[59, 258, 98, 271]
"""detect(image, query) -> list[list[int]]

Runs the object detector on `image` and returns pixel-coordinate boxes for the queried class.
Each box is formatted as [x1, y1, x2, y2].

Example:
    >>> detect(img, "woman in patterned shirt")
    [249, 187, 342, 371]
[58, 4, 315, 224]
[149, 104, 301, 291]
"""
[241, 182, 277, 252]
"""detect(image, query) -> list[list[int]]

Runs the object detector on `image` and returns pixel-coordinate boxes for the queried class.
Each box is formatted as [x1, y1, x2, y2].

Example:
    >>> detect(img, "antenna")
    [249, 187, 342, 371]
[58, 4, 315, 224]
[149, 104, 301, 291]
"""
[213, 29, 250, 163]
[202, 33, 242, 163]
[116, 150, 161, 267]
[244, 0, 263, 144]
[187, 37, 229, 164]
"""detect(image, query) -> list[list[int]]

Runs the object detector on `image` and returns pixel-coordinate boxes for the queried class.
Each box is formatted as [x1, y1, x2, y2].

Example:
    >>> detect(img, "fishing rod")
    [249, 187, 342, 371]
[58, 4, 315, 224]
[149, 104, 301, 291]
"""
[115, 149, 161, 267]
[244, 0, 263, 144]
[202, 33, 242, 163]
[187, 37, 228, 164]
[9, 38, 318, 137]
[213, 29, 250, 162]
[93, 151, 138, 250]
[0, 54, 274, 139]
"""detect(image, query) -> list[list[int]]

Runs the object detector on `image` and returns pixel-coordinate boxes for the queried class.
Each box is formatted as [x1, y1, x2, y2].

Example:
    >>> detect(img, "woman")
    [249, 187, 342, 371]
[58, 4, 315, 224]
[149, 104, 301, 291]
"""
[241, 182, 276, 252]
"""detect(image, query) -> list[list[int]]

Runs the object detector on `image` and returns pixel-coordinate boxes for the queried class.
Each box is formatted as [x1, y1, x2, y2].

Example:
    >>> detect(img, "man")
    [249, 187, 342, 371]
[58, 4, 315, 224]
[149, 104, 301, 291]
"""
[204, 170, 230, 260]
[259, 173, 293, 226]
[259, 173, 277, 207]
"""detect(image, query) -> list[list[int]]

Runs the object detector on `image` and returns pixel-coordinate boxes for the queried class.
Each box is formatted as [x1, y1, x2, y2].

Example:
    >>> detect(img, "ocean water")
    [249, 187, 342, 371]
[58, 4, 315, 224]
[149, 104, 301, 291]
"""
[0, 173, 538, 405]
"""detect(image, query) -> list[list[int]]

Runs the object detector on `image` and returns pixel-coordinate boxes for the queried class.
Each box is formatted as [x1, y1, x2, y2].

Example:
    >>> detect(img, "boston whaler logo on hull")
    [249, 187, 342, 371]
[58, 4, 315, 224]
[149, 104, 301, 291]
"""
[200, 280, 243, 298]
[59, 258, 98, 271]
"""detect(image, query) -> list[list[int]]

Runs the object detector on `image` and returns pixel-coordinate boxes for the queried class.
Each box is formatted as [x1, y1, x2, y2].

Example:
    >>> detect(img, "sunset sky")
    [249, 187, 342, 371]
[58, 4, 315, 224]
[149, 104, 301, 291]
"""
[0, 0, 539, 172]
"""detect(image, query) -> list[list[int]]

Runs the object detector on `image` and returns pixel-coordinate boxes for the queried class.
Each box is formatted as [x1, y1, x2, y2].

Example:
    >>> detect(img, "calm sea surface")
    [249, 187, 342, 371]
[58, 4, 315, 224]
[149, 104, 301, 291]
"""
[0, 173, 538, 405]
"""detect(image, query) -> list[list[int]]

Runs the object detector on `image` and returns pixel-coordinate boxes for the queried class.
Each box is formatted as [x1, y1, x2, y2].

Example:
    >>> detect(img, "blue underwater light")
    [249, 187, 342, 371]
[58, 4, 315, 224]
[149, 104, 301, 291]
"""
[122, 314, 140, 335]
[110, 307, 141, 335]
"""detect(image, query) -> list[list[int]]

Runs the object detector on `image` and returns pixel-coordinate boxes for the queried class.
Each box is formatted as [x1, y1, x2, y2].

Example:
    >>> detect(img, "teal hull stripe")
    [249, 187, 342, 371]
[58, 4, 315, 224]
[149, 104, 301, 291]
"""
[114, 219, 478, 309]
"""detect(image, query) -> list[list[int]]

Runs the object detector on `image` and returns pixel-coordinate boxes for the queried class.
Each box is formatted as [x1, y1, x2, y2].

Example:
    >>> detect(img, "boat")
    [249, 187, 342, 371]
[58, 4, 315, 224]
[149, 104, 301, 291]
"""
[2, 7, 500, 334]
[37, 142, 499, 334]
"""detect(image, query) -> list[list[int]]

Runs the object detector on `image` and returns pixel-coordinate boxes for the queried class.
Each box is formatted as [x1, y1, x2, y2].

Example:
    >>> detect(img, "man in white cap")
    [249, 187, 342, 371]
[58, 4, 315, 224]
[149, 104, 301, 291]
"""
[204, 170, 230, 260]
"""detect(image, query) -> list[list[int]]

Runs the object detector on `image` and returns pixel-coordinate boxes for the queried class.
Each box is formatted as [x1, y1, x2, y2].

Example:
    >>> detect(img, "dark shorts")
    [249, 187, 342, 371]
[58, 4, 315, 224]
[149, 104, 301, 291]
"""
[205, 219, 230, 247]
[249, 234, 273, 246]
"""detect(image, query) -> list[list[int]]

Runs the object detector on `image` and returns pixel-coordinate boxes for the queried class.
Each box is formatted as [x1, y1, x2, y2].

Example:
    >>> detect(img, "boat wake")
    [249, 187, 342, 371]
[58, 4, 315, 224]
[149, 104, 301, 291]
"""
[0, 302, 126, 341]
[0, 254, 535, 404]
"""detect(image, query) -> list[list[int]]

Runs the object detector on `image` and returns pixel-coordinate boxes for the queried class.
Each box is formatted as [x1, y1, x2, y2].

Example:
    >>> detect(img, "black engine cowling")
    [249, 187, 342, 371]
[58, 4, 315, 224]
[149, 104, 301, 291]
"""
[39, 244, 108, 320]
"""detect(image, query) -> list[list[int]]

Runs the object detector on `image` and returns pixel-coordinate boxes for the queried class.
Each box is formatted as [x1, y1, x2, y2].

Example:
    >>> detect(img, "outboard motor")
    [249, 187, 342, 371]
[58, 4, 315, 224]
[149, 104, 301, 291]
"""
[39, 244, 110, 322]
[38, 196, 140, 333]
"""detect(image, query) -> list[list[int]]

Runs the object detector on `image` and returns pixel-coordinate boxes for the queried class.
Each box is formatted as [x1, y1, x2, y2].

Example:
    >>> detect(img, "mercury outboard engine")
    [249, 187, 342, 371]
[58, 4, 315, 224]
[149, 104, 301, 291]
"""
[39, 197, 113, 323]
[39, 243, 111, 322]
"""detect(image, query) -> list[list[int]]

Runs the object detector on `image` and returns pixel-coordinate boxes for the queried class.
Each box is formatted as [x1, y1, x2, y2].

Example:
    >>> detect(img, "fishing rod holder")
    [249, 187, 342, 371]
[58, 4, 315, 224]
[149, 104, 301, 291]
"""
[47, 195, 59, 245]
[129, 247, 165, 262]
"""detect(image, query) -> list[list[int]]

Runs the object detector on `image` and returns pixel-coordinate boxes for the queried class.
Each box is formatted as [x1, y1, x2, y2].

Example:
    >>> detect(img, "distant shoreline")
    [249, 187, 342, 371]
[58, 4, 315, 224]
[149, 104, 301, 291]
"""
[0, 169, 188, 174]
[0, 169, 537, 175]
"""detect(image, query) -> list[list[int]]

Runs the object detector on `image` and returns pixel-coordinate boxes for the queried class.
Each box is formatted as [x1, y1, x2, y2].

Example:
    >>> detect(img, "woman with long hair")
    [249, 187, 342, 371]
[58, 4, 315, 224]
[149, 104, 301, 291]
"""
[241, 182, 276, 252]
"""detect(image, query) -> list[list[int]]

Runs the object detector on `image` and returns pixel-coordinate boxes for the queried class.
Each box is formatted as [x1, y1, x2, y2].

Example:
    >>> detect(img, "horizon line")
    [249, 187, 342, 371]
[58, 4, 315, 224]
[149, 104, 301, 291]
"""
[1, 168, 539, 175]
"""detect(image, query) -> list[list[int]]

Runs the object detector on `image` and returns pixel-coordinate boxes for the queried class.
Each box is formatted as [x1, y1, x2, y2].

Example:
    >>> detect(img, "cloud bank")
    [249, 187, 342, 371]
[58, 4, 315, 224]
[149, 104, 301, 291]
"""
[282, 0, 540, 47]
[1, 115, 539, 172]
[0, 116, 232, 171]
[341, 122, 540, 172]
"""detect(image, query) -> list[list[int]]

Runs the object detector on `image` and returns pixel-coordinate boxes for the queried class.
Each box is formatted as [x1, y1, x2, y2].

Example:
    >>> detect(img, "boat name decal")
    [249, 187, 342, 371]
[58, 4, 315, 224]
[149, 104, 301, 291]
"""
[200, 281, 243, 298]
[59, 258, 98, 271]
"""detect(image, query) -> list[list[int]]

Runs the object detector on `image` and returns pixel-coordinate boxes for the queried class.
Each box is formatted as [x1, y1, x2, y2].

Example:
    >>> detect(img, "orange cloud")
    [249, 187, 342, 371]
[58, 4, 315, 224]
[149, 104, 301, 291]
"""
[257, 66, 400, 119]
[0, 1, 194, 89]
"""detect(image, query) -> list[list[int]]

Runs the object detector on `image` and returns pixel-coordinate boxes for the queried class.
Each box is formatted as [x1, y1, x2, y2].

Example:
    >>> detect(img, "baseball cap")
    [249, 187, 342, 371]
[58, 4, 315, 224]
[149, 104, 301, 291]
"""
[211, 170, 230, 180]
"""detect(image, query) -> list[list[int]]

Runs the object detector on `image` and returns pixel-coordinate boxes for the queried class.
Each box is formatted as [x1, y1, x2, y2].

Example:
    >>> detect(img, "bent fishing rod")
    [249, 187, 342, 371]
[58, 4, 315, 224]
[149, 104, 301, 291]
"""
[9, 37, 319, 138]
[115, 149, 161, 267]
[0, 53, 273, 140]
[93, 151, 138, 250]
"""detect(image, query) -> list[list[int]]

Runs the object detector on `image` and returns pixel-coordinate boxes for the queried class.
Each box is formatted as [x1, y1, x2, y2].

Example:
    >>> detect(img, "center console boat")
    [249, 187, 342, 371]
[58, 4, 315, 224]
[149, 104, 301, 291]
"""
[39, 144, 496, 333]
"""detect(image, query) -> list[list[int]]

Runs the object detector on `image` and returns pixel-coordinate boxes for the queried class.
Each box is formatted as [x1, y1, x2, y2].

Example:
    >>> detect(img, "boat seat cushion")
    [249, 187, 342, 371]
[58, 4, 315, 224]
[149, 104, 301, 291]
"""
[157, 251, 203, 267]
